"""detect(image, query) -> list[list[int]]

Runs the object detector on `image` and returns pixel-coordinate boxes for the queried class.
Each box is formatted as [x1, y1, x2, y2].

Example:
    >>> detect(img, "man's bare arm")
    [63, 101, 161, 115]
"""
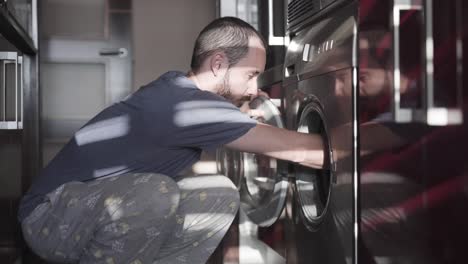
[226, 123, 324, 169]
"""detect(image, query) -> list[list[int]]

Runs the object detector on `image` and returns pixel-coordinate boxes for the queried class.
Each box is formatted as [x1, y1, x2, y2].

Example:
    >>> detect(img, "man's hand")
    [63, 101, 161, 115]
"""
[239, 90, 269, 118]
[254, 90, 270, 99]
[232, 92, 325, 169]
[240, 101, 265, 118]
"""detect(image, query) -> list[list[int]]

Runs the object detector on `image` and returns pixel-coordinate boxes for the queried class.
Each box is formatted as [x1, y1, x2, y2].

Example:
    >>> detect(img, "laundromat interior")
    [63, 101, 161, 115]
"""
[1, 0, 468, 263]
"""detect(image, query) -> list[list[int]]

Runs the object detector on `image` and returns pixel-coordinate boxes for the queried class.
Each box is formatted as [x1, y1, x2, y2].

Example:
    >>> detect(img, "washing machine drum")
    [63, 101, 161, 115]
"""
[237, 96, 288, 227]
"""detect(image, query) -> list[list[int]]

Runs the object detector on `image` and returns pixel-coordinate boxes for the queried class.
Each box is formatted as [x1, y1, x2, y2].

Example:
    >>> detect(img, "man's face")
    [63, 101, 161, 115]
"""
[358, 37, 392, 98]
[217, 37, 266, 106]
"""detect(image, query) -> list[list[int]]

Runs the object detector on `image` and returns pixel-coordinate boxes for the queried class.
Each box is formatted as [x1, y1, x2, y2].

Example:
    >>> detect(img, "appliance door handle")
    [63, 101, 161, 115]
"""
[424, 0, 463, 126]
[1, 60, 5, 123]
[0, 52, 20, 129]
[268, 0, 288, 46]
[99, 48, 128, 57]
[392, 0, 422, 123]
[393, 0, 463, 125]
[18, 55, 23, 129]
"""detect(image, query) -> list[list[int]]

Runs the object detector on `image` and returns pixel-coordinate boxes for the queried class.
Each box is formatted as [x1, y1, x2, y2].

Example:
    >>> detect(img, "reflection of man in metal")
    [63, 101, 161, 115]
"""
[19, 17, 324, 264]
[359, 29, 411, 123]
[331, 29, 418, 158]
[334, 29, 415, 121]
[358, 29, 432, 153]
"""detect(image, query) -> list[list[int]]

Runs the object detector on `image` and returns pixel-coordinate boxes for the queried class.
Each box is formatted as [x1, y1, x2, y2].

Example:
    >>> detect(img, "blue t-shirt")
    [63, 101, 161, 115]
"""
[18, 71, 256, 221]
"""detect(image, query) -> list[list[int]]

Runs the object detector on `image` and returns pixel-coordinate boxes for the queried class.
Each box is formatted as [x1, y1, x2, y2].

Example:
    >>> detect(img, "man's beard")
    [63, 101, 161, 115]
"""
[216, 70, 251, 107]
[217, 70, 233, 101]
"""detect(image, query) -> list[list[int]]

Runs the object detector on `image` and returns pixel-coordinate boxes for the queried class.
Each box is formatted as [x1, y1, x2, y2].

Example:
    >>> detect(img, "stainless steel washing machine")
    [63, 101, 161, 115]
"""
[217, 0, 467, 262]
[282, 1, 357, 263]
[283, 0, 468, 263]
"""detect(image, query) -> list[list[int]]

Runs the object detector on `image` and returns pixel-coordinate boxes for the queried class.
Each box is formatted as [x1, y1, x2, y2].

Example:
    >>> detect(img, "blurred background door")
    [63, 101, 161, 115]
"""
[39, 0, 133, 165]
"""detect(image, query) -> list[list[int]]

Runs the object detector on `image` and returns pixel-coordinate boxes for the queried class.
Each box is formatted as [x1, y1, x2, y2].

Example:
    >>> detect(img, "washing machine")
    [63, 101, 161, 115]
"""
[216, 65, 290, 264]
[282, 1, 357, 263]
[283, 0, 468, 263]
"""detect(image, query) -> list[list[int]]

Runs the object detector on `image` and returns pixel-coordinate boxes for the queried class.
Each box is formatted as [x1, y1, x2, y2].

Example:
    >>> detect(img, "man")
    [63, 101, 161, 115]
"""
[19, 17, 324, 264]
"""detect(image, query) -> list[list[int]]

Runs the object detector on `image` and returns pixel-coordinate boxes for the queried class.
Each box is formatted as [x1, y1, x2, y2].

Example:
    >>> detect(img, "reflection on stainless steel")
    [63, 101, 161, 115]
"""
[238, 210, 286, 264]
[215, 148, 225, 176]
[281, 0, 468, 263]
[358, 0, 468, 263]
[361, 173, 468, 233]
[239, 96, 288, 227]
[392, 0, 422, 123]
[243, 152, 276, 200]
[283, 2, 356, 263]
[216, 147, 242, 189]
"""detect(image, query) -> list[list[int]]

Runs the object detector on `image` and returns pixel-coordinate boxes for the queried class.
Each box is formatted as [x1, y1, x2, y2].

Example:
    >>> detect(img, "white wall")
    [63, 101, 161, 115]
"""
[132, 0, 217, 89]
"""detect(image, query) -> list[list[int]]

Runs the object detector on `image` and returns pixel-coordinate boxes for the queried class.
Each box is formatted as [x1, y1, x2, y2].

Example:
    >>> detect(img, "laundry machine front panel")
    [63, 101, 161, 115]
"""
[283, 2, 358, 263]
[283, 69, 354, 264]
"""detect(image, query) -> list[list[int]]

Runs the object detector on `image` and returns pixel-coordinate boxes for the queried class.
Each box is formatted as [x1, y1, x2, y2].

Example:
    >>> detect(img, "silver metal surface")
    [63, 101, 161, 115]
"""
[392, 0, 421, 123]
[216, 147, 242, 189]
[0, 51, 22, 129]
[268, 0, 288, 46]
[424, 0, 463, 126]
[283, 3, 356, 262]
[18, 55, 22, 128]
[257, 64, 283, 90]
[392, 0, 463, 125]
[294, 101, 333, 228]
[239, 96, 288, 227]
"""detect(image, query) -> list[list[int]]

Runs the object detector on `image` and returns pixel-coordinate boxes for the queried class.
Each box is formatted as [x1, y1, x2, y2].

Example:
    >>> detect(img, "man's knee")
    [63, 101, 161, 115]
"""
[117, 173, 181, 219]
[135, 173, 180, 195]
[177, 175, 240, 213]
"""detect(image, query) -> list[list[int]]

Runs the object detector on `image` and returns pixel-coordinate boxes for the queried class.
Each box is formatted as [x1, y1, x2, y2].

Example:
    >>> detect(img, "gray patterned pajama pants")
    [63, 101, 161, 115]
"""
[21, 173, 240, 264]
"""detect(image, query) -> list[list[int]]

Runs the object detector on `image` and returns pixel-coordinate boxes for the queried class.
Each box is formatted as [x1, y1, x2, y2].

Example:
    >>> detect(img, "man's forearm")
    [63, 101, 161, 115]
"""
[226, 123, 324, 169]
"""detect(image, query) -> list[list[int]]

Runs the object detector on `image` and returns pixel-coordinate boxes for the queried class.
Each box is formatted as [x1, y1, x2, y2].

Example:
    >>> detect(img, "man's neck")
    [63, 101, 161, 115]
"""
[187, 71, 218, 94]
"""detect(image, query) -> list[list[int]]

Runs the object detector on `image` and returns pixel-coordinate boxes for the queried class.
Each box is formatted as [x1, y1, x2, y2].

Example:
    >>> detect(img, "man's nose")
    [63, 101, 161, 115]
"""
[335, 80, 344, 96]
[247, 85, 258, 96]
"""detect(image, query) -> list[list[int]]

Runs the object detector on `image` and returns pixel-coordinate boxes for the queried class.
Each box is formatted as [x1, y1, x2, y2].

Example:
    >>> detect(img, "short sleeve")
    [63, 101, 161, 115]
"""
[168, 96, 257, 151]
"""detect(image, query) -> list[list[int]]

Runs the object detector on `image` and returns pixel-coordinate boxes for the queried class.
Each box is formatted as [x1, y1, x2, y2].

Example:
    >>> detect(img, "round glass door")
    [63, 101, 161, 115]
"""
[238, 96, 288, 227]
[295, 102, 333, 230]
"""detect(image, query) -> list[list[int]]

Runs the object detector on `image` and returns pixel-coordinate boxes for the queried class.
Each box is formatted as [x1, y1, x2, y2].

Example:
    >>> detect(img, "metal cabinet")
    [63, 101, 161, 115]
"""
[0, 0, 39, 262]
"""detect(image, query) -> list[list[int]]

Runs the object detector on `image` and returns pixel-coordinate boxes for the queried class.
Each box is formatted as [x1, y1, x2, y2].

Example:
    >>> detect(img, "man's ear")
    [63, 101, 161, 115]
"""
[210, 52, 228, 77]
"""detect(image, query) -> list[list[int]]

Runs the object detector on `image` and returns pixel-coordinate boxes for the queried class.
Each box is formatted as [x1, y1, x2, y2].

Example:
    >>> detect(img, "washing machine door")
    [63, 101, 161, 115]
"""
[238, 96, 288, 227]
[288, 76, 354, 264]
[216, 148, 242, 189]
[294, 100, 334, 230]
